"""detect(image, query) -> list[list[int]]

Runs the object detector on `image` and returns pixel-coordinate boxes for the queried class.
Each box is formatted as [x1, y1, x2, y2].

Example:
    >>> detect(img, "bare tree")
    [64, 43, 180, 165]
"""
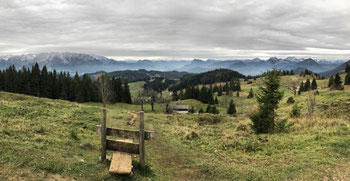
[134, 90, 145, 111]
[134, 89, 159, 111]
[96, 74, 113, 108]
[285, 77, 298, 96]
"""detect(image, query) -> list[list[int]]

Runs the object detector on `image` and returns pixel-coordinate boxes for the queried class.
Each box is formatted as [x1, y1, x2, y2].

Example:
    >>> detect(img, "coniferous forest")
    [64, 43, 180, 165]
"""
[0, 63, 132, 104]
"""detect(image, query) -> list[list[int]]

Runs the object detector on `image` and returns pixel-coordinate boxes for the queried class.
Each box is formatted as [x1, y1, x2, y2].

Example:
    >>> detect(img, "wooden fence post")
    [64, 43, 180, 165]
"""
[101, 108, 107, 162]
[139, 111, 145, 168]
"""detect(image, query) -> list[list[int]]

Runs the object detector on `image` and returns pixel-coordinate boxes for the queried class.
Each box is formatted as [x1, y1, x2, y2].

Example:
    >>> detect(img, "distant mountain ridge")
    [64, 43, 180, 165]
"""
[0, 52, 345, 75]
[320, 60, 350, 76]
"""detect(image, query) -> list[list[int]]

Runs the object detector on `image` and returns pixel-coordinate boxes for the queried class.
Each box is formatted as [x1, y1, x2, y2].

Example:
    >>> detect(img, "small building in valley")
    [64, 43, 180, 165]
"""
[168, 105, 189, 113]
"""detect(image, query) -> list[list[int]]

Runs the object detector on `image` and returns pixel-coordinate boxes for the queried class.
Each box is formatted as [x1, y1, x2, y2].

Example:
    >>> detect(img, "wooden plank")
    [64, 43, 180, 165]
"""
[109, 139, 133, 175]
[139, 111, 146, 168]
[106, 139, 139, 154]
[96, 126, 154, 140]
[101, 108, 107, 162]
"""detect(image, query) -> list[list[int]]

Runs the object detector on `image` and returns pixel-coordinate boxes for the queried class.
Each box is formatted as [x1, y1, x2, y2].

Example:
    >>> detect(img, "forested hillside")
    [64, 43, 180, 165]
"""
[169, 69, 245, 91]
[0, 64, 132, 104]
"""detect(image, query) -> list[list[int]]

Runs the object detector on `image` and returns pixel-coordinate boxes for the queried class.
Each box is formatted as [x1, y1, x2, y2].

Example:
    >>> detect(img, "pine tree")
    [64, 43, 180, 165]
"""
[236, 80, 241, 91]
[172, 90, 178, 101]
[210, 106, 219, 114]
[236, 91, 239, 97]
[74, 73, 85, 102]
[311, 78, 317, 90]
[199, 86, 208, 103]
[179, 89, 184, 100]
[304, 79, 310, 91]
[345, 71, 350, 85]
[218, 86, 223, 96]
[31, 63, 41, 96]
[334, 73, 342, 87]
[247, 88, 254, 98]
[81, 74, 93, 102]
[114, 77, 123, 102]
[214, 96, 219, 104]
[39, 66, 50, 98]
[123, 80, 132, 104]
[328, 76, 334, 87]
[227, 100, 236, 115]
[208, 89, 214, 105]
[299, 81, 304, 93]
[206, 105, 211, 113]
[250, 67, 284, 134]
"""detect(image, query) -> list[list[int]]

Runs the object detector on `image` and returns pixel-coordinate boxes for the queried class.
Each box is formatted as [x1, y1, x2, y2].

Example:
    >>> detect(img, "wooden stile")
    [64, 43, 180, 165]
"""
[97, 109, 153, 174]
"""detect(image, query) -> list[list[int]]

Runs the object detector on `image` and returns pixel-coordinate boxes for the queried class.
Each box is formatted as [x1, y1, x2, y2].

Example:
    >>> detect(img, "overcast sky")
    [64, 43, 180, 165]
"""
[0, 0, 349, 60]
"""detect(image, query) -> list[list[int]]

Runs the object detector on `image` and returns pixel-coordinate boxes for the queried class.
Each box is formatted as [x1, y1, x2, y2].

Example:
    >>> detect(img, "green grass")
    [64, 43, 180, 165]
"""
[1, 74, 350, 180]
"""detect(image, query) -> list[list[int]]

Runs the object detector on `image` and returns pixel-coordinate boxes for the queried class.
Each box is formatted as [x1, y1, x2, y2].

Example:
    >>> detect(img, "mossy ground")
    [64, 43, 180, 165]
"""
[0, 74, 350, 180]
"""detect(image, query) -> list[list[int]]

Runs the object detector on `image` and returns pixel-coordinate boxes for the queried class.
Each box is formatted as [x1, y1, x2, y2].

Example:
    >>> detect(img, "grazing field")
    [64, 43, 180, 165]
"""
[0, 74, 350, 180]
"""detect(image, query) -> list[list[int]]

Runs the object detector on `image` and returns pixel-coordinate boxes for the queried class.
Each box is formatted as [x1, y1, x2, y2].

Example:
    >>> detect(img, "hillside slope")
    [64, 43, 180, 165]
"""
[1, 74, 350, 180]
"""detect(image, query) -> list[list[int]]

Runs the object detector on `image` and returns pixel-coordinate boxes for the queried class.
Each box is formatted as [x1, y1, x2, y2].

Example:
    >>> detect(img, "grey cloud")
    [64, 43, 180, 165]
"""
[0, 0, 349, 60]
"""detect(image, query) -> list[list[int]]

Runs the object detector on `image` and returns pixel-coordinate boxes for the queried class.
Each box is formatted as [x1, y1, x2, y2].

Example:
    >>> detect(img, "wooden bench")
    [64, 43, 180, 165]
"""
[97, 110, 154, 175]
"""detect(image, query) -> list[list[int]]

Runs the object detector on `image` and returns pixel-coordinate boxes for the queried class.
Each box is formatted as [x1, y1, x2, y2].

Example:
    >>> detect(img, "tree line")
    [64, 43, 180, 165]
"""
[172, 79, 241, 104]
[0, 64, 132, 104]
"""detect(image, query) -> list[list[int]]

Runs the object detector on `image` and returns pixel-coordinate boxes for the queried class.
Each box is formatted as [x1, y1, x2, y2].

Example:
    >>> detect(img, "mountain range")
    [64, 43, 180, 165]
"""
[0, 52, 348, 76]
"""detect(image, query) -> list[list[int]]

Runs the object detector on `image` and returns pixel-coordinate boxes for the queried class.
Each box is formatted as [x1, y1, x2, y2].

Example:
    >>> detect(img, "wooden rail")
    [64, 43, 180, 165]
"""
[106, 139, 140, 154]
[96, 126, 154, 140]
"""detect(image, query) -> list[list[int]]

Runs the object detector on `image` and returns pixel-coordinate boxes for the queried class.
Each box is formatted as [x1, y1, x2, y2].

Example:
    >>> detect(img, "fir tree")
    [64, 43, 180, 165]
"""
[206, 105, 211, 113]
[210, 106, 220, 114]
[214, 96, 219, 104]
[311, 78, 317, 90]
[172, 90, 178, 101]
[247, 88, 254, 98]
[218, 86, 223, 96]
[199, 86, 208, 103]
[31, 63, 41, 96]
[334, 73, 342, 87]
[328, 76, 334, 87]
[227, 100, 236, 115]
[236, 91, 239, 97]
[123, 80, 132, 104]
[250, 67, 284, 134]
[299, 81, 304, 93]
[74, 73, 84, 103]
[304, 79, 311, 91]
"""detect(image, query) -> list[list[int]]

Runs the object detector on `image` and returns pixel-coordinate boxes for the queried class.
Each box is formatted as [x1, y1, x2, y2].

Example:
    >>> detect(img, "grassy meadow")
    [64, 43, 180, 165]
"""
[0, 74, 350, 180]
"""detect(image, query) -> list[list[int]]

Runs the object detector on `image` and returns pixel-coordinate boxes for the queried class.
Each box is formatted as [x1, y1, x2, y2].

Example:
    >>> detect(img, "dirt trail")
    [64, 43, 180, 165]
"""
[127, 112, 137, 126]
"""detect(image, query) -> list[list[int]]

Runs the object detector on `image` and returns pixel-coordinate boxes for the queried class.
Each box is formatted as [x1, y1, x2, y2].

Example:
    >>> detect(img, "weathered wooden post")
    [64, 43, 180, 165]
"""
[101, 108, 107, 162]
[139, 111, 145, 168]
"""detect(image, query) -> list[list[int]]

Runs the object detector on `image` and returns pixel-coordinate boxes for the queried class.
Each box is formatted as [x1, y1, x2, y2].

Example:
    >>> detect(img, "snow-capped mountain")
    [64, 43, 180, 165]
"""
[0, 52, 345, 75]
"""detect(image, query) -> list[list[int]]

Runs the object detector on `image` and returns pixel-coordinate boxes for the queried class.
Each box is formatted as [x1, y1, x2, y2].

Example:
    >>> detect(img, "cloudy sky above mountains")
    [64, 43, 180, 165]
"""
[0, 0, 349, 60]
